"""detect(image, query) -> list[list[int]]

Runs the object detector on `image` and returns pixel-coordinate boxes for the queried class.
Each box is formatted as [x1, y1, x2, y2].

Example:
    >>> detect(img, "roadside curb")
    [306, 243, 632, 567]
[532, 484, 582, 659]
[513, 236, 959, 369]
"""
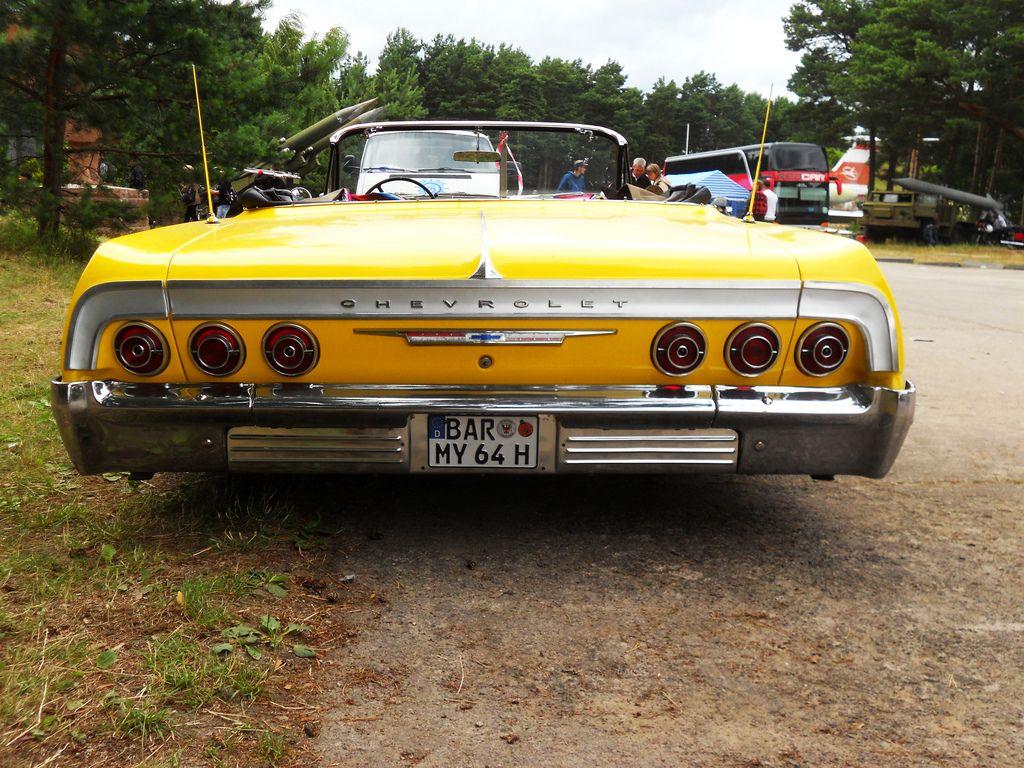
[875, 257, 1022, 270]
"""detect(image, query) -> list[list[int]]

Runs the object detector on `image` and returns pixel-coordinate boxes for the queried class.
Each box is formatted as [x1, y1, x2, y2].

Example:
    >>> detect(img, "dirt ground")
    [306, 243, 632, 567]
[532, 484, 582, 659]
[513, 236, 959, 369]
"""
[300, 263, 1024, 767]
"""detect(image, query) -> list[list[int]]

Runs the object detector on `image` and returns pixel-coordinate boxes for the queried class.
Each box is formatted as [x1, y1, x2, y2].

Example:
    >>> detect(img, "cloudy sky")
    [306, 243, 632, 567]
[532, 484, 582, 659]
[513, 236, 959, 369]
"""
[264, 0, 801, 97]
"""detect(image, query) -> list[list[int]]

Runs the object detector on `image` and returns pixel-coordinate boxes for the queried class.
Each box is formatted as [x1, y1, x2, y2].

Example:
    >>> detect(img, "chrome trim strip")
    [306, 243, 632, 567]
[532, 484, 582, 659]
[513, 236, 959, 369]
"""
[166, 279, 803, 320]
[352, 328, 616, 345]
[329, 120, 629, 149]
[558, 426, 739, 471]
[565, 434, 736, 442]
[564, 446, 736, 454]
[227, 426, 409, 471]
[799, 281, 899, 372]
[469, 210, 503, 279]
[65, 281, 167, 370]
[562, 458, 736, 465]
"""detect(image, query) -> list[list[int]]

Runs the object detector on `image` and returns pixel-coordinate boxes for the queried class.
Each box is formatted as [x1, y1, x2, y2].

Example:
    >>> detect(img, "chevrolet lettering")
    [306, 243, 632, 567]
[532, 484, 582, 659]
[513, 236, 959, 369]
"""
[51, 121, 914, 477]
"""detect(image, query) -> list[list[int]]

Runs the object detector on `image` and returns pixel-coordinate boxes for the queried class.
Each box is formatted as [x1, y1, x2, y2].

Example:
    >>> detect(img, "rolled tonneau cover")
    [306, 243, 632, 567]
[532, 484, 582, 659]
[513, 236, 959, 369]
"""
[894, 177, 1003, 211]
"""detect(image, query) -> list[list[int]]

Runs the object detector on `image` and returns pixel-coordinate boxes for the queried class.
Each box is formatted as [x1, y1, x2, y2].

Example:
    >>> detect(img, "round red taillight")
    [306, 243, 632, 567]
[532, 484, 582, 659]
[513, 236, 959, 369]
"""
[652, 322, 706, 376]
[189, 323, 244, 376]
[262, 323, 318, 376]
[726, 323, 780, 377]
[796, 322, 849, 376]
[114, 322, 168, 376]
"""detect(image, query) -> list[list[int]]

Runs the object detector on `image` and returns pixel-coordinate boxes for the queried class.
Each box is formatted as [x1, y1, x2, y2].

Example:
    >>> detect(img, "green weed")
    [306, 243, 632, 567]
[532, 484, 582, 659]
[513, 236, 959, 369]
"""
[256, 729, 288, 765]
[148, 630, 269, 707]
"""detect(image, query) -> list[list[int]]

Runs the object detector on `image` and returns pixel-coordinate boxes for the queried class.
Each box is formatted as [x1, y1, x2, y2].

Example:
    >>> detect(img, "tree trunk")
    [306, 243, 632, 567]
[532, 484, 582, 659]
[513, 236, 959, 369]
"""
[38, 19, 69, 238]
[970, 122, 984, 193]
[868, 128, 877, 194]
[945, 124, 962, 186]
[885, 147, 899, 190]
[985, 128, 1004, 197]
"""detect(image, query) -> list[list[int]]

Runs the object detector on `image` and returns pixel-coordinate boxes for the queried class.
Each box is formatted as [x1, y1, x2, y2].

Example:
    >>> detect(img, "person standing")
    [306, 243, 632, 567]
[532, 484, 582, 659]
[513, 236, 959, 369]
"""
[645, 163, 671, 195]
[555, 160, 587, 193]
[181, 181, 199, 222]
[216, 177, 234, 219]
[128, 161, 147, 190]
[760, 178, 779, 223]
[629, 157, 649, 188]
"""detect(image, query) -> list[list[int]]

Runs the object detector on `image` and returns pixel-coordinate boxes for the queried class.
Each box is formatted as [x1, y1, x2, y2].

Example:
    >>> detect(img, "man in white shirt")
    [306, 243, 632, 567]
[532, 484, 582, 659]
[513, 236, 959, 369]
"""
[760, 178, 779, 223]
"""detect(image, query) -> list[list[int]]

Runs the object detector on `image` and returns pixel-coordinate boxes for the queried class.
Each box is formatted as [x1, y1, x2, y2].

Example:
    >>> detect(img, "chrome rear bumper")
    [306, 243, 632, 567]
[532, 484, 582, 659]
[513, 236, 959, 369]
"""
[51, 380, 915, 477]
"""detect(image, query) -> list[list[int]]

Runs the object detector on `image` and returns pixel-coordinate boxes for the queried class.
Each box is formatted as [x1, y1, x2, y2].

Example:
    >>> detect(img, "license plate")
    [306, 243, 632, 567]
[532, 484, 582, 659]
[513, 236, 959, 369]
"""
[427, 415, 538, 468]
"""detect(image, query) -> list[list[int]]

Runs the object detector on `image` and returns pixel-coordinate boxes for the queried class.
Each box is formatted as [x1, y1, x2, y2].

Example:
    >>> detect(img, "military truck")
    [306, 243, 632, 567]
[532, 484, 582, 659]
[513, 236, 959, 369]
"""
[862, 177, 999, 243]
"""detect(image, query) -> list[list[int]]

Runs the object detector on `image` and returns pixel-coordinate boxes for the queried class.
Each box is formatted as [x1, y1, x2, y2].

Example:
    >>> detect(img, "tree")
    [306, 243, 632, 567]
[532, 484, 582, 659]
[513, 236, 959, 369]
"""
[785, 0, 1024, 201]
[369, 28, 426, 120]
[0, 0, 229, 234]
[784, 0, 871, 146]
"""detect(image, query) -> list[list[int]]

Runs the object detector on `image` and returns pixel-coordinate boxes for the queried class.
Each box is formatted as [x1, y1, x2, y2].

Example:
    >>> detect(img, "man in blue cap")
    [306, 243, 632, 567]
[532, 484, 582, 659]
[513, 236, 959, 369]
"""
[555, 160, 587, 193]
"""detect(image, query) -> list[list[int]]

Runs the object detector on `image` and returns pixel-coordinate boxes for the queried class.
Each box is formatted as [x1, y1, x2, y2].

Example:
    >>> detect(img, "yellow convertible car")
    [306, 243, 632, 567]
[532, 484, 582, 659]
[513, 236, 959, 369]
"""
[51, 121, 914, 477]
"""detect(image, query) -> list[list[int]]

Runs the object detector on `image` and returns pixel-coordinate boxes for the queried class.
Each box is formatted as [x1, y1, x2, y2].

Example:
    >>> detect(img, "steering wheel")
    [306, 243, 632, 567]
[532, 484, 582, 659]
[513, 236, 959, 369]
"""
[364, 176, 437, 198]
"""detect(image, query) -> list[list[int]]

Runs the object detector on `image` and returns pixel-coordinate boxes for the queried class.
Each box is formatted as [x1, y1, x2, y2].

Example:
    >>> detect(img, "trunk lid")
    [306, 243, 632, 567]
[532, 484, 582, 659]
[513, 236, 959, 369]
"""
[166, 199, 801, 281]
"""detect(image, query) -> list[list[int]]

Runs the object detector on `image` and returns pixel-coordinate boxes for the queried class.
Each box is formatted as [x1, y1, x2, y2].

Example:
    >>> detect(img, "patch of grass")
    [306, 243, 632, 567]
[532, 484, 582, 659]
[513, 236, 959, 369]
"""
[177, 571, 256, 628]
[147, 630, 269, 708]
[256, 728, 288, 765]
[138, 751, 184, 768]
[0, 250, 339, 766]
[0, 212, 100, 262]
[104, 694, 171, 740]
[867, 241, 1024, 266]
[0, 632, 90, 740]
[204, 732, 242, 766]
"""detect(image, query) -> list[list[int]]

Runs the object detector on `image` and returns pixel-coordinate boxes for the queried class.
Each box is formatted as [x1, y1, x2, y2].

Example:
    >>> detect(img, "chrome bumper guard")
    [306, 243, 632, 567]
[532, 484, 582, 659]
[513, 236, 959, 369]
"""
[51, 380, 915, 477]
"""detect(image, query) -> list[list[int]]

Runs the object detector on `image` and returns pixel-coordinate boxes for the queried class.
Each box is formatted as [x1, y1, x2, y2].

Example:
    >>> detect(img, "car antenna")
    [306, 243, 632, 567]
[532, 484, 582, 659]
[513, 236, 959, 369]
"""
[743, 84, 773, 223]
[191, 64, 218, 224]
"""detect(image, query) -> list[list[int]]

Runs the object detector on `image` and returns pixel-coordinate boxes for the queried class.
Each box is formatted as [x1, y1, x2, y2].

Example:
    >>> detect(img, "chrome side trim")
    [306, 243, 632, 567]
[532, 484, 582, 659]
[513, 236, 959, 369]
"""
[799, 281, 899, 372]
[469, 210, 503, 279]
[352, 329, 616, 345]
[65, 281, 167, 370]
[559, 428, 738, 471]
[227, 426, 408, 472]
[166, 279, 803, 320]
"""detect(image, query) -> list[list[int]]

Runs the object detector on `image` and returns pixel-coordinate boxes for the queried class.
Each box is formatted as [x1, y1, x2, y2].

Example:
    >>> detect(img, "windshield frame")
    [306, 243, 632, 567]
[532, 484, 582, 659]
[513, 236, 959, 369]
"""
[324, 120, 629, 196]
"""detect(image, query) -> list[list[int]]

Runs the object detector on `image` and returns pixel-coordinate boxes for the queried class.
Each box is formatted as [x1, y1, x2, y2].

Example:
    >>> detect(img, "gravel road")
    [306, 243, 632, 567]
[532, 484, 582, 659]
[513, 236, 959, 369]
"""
[313, 263, 1024, 767]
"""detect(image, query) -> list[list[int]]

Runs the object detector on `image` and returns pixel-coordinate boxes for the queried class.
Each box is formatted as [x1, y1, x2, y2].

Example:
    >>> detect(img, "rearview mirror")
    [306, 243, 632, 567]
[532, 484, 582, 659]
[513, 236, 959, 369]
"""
[453, 150, 500, 163]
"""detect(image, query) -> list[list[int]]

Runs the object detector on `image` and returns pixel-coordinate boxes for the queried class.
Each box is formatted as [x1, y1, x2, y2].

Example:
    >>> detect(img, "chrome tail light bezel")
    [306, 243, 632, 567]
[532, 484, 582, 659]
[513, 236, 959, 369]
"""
[262, 322, 320, 377]
[114, 321, 169, 376]
[795, 322, 850, 377]
[188, 322, 245, 377]
[651, 322, 707, 376]
[725, 322, 781, 377]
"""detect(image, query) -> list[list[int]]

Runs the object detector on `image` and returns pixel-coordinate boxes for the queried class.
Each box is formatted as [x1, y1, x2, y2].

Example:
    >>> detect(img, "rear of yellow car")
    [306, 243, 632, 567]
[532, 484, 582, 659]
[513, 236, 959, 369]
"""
[51, 200, 914, 477]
